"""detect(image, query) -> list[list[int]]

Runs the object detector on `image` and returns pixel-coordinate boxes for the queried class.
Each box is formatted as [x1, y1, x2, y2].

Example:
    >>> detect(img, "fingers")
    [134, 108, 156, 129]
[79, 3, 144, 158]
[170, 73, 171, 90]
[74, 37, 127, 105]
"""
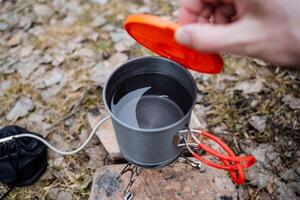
[175, 17, 260, 53]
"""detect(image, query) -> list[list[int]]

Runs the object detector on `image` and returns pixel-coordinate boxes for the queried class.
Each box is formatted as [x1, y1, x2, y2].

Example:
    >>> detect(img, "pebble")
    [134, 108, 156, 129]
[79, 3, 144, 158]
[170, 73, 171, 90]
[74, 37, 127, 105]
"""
[0, 80, 12, 97]
[91, 16, 106, 28]
[233, 79, 264, 94]
[0, 21, 9, 31]
[283, 95, 300, 110]
[92, 0, 109, 5]
[33, 4, 54, 19]
[6, 97, 34, 121]
[19, 45, 34, 58]
[89, 53, 128, 87]
[57, 191, 73, 200]
[7, 32, 22, 47]
[249, 115, 267, 133]
[42, 68, 64, 88]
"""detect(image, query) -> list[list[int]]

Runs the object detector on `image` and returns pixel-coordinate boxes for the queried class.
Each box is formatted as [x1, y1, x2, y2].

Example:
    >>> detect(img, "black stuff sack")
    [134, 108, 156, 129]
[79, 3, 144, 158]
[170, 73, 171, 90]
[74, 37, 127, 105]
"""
[0, 126, 48, 187]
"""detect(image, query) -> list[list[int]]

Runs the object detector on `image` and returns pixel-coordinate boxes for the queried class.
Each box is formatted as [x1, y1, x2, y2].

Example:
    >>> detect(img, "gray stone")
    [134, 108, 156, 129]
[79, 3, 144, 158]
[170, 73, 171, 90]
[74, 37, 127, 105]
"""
[42, 68, 64, 88]
[284, 95, 300, 110]
[16, 57, 40, 79]
[286, 182, 300, 198]
[92, 0, 109, 5]
[246, 166, 272, 188]
[0, 21, 9, 31]
[0, 80, 12, 97]
[6, 97, 34, 121]
[74, 48, 95, 59]
[6, 32, 22, 47]
[41, 85, 64, 102]
[41, 54, 53, 64]
[233, 79, 264, 94]
[19, 16, 32, 30]
[57, 191, 73, 200]
[51, 54, 64, 67]
[19, 45, 34, 58]
[274, 180, 298, 200]
[33, 4, 54, 19]
[249, 115, 267, 133]
[0, 58, 18, 74]
[46, 188, 60, 200]
[282, 170, 300, 182]
[89, 53, 128, 87]
[91, 16, 106, 28]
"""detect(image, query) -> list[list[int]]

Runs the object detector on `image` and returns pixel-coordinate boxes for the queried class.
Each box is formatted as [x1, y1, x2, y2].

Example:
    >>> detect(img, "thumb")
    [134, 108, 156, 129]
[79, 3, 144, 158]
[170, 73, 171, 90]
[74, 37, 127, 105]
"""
[175, 20, 255, 53]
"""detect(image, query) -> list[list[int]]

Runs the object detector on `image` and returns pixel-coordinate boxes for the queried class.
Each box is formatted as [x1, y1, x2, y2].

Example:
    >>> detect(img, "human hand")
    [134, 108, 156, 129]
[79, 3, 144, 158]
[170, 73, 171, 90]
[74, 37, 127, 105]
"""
[175, 0, 300, 66]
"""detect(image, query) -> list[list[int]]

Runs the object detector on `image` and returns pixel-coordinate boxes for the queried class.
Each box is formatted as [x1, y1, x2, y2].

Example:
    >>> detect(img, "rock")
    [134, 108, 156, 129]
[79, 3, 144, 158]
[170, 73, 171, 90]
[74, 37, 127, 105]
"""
[296, 166, 300, 176]
[89, 53, 128, 87]
[282, 170, 300, 182]
[0, 21, 9, 31]
[110, 32, 124, 43]
[89, 163, 237, 200]
[51, 54, 64, 67]
[6, 97, 34, 121]
[16, 57, 40, 79]
[0, 58, 18, 74]
[46, 188, 60, 200]
[92, 0, 109, 5]
[74, 48, 95, 59]
[85, 145, 107, 169]
[19, 16, 32, 30]
[233, 79, 264, 94]
[251, 144, 274, 163]
[57, 191, 73, 200]
[192, 104, 210, 129]
[249, 116, 267, 133]
[19, 45, 34, 58]
[7, 32, 22, 47]
[286, 182, 300, 198]
[87, 109, 122, 161]
[283, 95, 300, 110]
[246, 165, 272, 188]
[274, 180, 298, 200]
[114, 33, 136, 52]
[42, 68, 64, 88]
[0, 80, 12, 97]
[41, 54, 53, 64]
[189, 112, 202, 129]
[91, 16, 106, 28]
[33, 4, 54, 19]
[252, 58, 268, 66]
[41, 85, 64, 102]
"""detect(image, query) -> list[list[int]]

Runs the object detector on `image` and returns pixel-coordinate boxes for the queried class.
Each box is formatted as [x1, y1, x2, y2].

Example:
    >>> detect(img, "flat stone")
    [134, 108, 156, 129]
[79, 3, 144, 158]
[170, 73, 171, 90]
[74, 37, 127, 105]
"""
[0, 80, 12, 97]
[33, 4, 54, 19]
[89, 163, 237, 200]
[91, 16, 106, 28]
[89, 53, 128, 87]
[6, 97, 34, 121]
[7, 32, 22, 47]
[249, 115, 267, 133]
[284, 95, 300, 110]
[87, 109, 121, 161]
[19, 45, 34, 58]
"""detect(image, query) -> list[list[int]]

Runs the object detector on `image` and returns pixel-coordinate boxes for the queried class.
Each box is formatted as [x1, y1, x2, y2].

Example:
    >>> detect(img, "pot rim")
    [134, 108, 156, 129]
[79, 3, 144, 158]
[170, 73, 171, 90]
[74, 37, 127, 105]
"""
[103, 56, 197, 133]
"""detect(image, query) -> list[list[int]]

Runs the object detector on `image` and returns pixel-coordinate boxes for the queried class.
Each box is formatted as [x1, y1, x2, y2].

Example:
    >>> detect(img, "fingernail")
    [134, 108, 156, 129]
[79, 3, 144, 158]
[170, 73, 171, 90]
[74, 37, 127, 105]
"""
[175, 27, 190, 45]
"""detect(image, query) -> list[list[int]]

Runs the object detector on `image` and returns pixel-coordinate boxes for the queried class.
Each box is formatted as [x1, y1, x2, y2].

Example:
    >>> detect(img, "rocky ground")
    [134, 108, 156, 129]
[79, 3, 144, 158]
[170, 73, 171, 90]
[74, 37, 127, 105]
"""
[0, 0, 299, 199]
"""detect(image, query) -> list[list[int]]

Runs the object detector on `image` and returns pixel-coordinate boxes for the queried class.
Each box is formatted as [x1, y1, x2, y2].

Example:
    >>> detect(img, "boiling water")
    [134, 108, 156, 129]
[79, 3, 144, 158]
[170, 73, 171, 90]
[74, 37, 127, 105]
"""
[111, 73, 192, 129]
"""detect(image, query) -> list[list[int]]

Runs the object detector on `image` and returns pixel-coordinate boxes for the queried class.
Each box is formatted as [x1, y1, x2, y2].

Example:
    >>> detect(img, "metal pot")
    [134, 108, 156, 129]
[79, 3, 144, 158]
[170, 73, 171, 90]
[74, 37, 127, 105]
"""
[103, 56, 197, 169]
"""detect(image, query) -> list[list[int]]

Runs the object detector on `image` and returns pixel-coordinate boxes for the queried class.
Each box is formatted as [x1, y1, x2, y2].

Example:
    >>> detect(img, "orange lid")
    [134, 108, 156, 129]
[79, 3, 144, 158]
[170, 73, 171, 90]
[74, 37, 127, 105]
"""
[124, 14, 223, 74]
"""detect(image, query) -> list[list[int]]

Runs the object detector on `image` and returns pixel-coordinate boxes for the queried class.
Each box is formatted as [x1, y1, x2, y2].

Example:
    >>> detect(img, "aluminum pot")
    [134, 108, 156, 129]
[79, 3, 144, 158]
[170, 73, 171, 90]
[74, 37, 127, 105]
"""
[103, 56, 197, 169]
